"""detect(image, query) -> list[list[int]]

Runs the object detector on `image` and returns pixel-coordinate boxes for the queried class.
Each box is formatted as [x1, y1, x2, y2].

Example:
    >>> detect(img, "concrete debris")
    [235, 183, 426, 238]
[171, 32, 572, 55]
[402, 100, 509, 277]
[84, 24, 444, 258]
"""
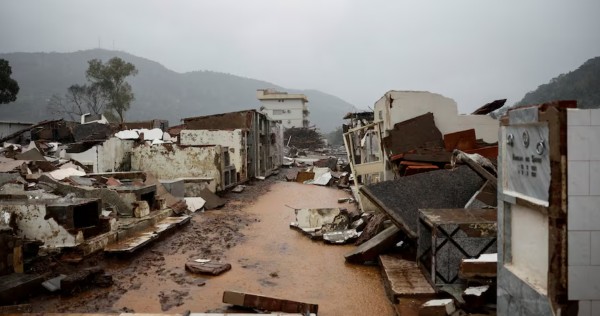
[185, 261, 231, 276]
[61, 266, 113, 294]
[231, 185, 245, 193]
[41, 275, 66, 292]
[15, 148, 46, 161]
[323, 229, 359, 244]
[337, 197, 354, 203]
[345, 225, 402, 264]
[198, 188, 226, 210]
[222, 290, 318, 314]
[132, 200, 150, 218]
[460, 253, 497, 279]
[462, 285, 492, 312]
[47, 167, 86, 181]
[355, 213, 386, 246]
[104, 215, 190, 254]
[420, 298, 456, 316]
[184, 197, 206, 212]
[290, 208, 341, 239]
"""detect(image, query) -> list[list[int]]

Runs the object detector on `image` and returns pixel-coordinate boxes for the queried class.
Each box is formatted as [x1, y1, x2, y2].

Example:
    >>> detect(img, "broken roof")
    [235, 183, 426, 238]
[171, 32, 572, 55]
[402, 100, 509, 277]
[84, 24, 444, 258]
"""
[360, 166, 485, 238]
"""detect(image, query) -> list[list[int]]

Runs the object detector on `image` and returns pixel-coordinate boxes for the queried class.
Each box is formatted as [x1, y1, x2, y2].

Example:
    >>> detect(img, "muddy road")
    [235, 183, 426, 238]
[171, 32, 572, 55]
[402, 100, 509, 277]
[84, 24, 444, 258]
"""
[32, 171, 394, 315]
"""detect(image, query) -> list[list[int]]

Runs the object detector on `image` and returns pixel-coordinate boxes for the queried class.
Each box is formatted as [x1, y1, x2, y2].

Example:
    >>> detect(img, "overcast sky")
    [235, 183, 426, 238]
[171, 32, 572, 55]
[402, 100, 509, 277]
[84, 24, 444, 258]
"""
[1, 1, 599, 112]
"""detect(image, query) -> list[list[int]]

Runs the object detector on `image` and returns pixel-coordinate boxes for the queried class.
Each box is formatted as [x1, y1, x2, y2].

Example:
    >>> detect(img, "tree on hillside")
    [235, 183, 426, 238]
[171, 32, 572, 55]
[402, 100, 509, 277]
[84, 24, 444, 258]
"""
[48, 84, 109, 121]
[47, 57, 137, 122]
[86, 57, 138, 123]
[0, 59, 19, 104]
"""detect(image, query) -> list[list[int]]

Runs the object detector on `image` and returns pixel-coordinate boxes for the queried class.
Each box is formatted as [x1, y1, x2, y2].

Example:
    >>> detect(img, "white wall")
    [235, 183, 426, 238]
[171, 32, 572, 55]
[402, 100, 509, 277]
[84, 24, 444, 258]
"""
[0, 204, 83, 248]
[567, 109, 600, 316]
[131, 144, 224, 191]
[66, 137, 134, 173]
[180, 129, 247, 181]
[260, 99, 306, 128]
[510, 204, 549, 293]
[373, 91, 498, 143]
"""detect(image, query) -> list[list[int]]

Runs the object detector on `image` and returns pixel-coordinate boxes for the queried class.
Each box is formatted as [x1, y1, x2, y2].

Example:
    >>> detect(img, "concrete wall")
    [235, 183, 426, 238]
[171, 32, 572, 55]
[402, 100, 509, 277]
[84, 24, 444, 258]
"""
[567, 108, 600, 315]
[0, 121, 33, 143]
[373, 91, 498, 143]
[66, 137, 134, 173]
[131, 144, 224, 192]
[0, 203, 83, 248]
[180, 129, 247, 182]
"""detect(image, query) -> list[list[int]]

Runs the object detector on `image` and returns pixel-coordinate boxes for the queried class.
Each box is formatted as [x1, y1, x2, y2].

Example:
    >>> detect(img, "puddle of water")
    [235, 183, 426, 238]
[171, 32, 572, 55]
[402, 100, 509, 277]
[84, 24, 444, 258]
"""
[114, 181, 395, 315]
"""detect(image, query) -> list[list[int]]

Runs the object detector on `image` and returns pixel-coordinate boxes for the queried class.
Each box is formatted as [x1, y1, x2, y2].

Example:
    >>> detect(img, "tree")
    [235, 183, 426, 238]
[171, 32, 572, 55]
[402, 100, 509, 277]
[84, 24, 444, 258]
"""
[326, 126, 344, 147]
[86, 57, 138, 123]
[48, 84, 109, 121]
[0, 59, 19, 104]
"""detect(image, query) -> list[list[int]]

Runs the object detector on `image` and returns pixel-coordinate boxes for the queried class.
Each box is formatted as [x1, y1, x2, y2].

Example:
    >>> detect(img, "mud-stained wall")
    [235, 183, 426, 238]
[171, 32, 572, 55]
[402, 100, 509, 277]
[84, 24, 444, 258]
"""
[0, 203, 83, 248]
[66, 137, 134, 173]
[131, 144, 224, 191]
[180, 129, 247, 182]
[374, 91, 498, 143]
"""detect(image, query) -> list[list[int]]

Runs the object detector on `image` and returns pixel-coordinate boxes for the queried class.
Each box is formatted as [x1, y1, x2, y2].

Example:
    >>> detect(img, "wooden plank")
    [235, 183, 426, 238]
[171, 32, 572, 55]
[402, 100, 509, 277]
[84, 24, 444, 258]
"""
[379, 254, 436, 303]
[222, 290, 318, 314]
[345, 225, 402, 264]
[13, 245, 23, 273]
[443, 129, 476, 151]
[295, 171, 315, 183]
[354, 161, 384, 175]
[403, 152, 452, 163]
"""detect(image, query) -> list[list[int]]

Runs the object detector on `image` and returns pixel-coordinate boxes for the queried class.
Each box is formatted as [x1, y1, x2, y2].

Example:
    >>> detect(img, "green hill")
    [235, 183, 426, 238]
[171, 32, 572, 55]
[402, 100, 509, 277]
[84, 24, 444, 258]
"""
[0, 49, 356, 132]
[515, 56, 600, 108]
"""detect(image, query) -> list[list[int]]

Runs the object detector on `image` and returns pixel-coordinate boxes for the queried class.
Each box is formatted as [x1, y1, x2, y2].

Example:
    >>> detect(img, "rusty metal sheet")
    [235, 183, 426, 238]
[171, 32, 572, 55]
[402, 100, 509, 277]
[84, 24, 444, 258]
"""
[183, 110, 254, 130]
[443, 129, 477, 151]
[383, 112, 444, 155]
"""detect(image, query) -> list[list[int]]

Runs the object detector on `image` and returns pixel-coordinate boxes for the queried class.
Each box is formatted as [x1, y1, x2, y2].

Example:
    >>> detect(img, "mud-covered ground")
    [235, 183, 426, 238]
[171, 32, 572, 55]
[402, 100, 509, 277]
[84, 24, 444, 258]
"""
[28, 169, 394, 315]
[30, 174, 274, 313]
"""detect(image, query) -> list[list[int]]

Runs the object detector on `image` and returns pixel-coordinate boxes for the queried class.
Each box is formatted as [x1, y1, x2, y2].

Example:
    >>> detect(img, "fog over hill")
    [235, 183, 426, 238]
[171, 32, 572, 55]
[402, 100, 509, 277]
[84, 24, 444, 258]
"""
[0, 49, 358, 132]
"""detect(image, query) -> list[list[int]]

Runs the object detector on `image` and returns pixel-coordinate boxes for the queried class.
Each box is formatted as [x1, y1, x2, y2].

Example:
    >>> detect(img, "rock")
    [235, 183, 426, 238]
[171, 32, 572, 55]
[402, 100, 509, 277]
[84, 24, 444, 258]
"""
[185, 261, 231, 276]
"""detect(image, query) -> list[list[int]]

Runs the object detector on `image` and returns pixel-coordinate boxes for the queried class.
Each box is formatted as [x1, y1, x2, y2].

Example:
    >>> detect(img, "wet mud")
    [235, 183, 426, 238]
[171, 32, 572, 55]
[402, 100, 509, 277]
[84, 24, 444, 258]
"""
[31, 170, 394, 315]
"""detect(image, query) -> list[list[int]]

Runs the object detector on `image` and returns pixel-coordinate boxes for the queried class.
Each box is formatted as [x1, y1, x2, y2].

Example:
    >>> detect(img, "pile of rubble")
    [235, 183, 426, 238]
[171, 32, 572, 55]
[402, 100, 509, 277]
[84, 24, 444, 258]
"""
[0, 112, 280, 308]
[288, 92, 504, 315]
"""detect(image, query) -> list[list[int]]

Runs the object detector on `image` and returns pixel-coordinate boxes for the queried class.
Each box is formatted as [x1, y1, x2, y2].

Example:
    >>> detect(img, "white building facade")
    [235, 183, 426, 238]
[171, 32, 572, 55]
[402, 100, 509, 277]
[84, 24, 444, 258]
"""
[257, 89, 309, 129]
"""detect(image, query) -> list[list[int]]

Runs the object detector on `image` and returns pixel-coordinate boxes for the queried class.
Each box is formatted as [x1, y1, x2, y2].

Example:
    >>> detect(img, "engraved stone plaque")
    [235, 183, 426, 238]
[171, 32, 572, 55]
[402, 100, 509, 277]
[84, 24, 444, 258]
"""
[501, 122, 550, 205]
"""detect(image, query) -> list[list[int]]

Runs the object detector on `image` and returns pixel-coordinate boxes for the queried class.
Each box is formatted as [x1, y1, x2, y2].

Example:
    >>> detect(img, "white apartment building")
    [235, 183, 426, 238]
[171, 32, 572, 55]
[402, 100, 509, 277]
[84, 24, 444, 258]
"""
[257, 89, 309, 129]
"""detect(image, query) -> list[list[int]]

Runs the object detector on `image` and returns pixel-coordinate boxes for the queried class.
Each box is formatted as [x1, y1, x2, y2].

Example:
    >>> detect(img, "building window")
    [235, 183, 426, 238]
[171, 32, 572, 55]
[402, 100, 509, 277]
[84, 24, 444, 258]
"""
[273, 109, 285, 115]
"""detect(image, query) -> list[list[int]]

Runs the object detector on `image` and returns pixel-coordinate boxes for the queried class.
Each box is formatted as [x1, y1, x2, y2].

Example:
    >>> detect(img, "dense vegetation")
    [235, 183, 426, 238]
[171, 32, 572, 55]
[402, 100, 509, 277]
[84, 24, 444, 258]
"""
[515, 56, 600, 109]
